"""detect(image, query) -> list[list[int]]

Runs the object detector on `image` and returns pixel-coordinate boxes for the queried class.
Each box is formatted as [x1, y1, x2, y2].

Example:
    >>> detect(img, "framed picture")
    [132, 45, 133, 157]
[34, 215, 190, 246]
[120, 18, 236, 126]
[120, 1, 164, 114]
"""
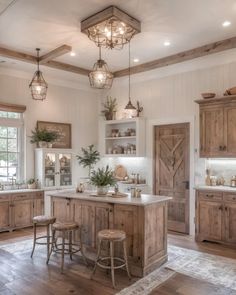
[37, 121, 72, 149]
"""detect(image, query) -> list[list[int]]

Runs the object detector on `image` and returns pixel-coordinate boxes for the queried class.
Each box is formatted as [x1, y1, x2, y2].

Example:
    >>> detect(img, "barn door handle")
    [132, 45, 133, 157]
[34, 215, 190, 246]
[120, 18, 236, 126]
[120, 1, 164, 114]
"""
[182, 181, 189, 190]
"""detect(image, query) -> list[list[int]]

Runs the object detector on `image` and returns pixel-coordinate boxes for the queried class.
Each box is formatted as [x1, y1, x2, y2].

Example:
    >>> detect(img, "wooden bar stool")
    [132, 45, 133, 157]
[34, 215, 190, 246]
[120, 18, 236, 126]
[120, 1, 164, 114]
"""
[92, 229, 131, 288]
[48, 221, 86, 273]
[31, 215, 56, 263]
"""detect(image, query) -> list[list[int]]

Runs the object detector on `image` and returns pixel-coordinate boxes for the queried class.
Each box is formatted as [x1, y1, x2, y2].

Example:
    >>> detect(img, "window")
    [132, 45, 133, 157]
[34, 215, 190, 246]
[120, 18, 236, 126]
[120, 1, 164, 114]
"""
[0, 111, 24, 182]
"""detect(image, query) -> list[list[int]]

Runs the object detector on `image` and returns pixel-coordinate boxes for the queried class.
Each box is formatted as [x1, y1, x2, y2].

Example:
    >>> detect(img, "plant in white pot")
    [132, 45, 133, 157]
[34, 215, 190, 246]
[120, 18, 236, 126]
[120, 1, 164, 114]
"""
[76, 145, 100, 177]
[30, 127, 59, 148]
[90, 165, 116, 195]
[27, 178, 37, 189]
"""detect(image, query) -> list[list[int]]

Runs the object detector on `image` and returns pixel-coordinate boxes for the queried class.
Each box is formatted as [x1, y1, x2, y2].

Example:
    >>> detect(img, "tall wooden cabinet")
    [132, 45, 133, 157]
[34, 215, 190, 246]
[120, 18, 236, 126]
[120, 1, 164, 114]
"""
[196, 95, 236, 157]
[196, 189, 236, 246]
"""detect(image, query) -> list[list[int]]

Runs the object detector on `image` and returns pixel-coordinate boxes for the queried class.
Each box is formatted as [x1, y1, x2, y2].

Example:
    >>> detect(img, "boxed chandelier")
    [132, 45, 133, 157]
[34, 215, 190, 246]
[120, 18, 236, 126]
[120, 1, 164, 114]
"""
[81, 6, 141, 50]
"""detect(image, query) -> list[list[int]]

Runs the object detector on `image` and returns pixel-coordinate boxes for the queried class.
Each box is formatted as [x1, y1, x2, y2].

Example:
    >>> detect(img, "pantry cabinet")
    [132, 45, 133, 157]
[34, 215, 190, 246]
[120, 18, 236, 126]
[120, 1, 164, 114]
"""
[99, 118, 146, 157]
[35, 148, 74, 189]
[196, 190, 236, 246]
[0, 191, 44, 232]
[196, 95, 236, 157]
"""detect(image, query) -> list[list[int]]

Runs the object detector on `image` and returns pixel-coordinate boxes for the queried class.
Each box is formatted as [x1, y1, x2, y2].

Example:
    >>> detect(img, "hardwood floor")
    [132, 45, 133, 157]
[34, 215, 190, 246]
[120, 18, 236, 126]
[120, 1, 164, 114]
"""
[0, 228, 236, 295]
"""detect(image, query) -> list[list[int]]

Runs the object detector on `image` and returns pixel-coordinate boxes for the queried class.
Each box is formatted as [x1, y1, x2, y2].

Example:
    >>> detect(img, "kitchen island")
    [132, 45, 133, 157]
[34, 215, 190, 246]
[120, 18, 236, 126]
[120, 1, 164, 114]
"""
[49, 191, 171, 277]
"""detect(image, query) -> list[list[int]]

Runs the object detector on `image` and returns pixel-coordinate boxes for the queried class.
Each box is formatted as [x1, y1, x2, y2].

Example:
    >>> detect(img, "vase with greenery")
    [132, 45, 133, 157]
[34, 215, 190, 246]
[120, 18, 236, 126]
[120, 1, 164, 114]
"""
[30, 128, 59, 148]
[101, 96, 117, 120]
[90, 165, 116, 195]
[76, 144, 100, 177]
[27, 178, 37, 189]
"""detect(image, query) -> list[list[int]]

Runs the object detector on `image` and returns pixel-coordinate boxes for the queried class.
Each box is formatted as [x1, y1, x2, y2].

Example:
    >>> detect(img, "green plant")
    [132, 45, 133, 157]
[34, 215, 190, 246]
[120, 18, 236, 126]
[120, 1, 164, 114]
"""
[101, 96, 117, 120]
[76, 145, 100, 176]
[30, 128, 59, 144]
[27, 178, 36, 184]
[90, 165, 116, 187]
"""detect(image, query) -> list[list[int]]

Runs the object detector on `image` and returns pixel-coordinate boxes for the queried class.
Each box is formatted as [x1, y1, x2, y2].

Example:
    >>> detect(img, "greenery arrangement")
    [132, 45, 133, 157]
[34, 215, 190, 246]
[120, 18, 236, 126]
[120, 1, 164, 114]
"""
[76, 144, 100, 177]
[101, 96, 117, 120]
[27, 178, 36, 184]
[30, 128, 59, 144]
[90, 165, 116, 187]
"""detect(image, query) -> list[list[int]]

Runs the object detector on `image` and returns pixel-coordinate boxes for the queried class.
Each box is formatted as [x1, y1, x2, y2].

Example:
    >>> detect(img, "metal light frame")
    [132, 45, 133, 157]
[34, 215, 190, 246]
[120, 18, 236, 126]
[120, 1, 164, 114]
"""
[81, 6, 141, 50]
[125, 42, 136, 111]
[88, 46, 113, 89]
[29, 48, 48, 101]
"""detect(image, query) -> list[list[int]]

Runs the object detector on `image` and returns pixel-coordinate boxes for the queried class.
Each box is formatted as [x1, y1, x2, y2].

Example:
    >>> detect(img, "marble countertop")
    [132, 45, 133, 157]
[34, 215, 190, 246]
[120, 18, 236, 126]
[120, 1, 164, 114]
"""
[195, 185, 236, 193]
[48, 191, 172, 206]
[0, 189, 44, 195]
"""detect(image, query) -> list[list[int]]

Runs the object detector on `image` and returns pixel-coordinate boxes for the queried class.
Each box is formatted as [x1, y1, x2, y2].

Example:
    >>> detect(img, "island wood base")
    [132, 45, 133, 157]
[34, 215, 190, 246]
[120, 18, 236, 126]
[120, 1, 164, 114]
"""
[51, 194, 169, 277]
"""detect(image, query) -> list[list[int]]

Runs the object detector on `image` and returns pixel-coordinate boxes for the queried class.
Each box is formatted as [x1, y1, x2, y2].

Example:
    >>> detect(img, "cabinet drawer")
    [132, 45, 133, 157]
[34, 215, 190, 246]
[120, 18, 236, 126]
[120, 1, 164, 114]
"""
[12, 194, 31, 201]
[223, 193, 236, 202]
[34, 192, 44, 199]
[0, 194, 11, 201]
[198, 191, 223, 201]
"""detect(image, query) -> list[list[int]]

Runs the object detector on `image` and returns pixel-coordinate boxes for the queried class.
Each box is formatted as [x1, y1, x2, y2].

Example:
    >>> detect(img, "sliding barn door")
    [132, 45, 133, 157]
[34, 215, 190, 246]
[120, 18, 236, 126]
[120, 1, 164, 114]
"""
[154, 123, 190, 234]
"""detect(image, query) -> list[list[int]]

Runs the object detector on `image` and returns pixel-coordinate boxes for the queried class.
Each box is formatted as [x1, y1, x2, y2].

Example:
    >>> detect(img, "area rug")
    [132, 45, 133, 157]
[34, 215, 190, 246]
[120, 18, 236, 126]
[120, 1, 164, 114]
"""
[2, 240, 236, 295]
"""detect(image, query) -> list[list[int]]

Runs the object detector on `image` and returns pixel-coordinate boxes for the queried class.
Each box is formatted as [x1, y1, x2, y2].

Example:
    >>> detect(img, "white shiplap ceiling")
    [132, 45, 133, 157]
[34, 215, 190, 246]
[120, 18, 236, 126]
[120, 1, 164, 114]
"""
[0, 0, 236, 73]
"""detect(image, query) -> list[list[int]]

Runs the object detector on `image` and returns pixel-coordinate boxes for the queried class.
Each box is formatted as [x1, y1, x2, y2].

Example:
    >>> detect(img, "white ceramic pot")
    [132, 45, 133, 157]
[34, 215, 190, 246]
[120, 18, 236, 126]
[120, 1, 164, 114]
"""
[38, 141, 47, 148]
[28, 183, 36, 189]
[47, 142, 53, 148]
[97, 186, 108, 195]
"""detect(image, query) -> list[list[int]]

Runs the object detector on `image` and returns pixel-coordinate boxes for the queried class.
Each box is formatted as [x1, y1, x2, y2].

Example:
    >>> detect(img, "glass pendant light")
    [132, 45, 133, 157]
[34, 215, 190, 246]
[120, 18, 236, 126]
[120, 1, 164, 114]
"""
[29, 48, 48, 101]
[89, 46, 113, 89]
[125, 42, 136, 117]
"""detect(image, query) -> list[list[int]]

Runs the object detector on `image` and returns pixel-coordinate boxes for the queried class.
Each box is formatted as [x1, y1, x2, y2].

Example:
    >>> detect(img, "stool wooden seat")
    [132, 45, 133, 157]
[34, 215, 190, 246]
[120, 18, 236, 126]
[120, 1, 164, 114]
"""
[92, 229, 131, 288]
[48, 221, 87, 273]
[31, 215, 56, 263]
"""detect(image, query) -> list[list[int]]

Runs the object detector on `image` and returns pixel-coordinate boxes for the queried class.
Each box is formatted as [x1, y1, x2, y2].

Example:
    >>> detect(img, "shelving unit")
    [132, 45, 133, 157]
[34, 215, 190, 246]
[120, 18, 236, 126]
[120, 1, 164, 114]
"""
[35, 148, 75, 189]
[100, 118, 146, 157]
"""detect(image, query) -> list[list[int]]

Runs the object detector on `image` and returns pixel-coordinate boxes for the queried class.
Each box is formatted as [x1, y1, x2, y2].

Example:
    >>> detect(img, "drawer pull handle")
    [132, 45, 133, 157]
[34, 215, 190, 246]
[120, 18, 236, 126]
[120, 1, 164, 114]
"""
[225, 206, 228, 211]
[219, 205, 223, 211]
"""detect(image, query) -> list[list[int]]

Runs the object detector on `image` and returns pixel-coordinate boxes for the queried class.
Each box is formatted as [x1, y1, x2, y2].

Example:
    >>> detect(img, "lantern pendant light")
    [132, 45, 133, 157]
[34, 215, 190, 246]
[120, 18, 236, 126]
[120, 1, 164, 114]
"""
[124, 42, 136, 116]
[29, 48, 48, 101]
[88, 46, 113, 89]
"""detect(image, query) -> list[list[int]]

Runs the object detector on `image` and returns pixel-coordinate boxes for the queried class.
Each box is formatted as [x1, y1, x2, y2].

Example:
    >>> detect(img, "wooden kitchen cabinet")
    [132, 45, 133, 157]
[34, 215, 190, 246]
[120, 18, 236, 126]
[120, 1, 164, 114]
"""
[0, 190, 44, 232]
[196, 190, 236, 246]
[196, 95, 236, 157]
[51, 196, 71, 222]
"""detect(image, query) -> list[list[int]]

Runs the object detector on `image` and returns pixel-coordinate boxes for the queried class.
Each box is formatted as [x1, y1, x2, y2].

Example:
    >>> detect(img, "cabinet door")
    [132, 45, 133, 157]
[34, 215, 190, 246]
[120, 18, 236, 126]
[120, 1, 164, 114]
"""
[33, 196, 44, 216]
[198, 200, 223, 241]
[114, 205, 139, 258]
[59, 153, 72, 187]
[224, 202, 236, 243]
[200, 107, 224, 157]
[13, 199, 33, 228]
[51, 197, 71, 222]
[44, 153, 57, 188]
[224, 105, 236, 155]
[0, 198, 11, 230]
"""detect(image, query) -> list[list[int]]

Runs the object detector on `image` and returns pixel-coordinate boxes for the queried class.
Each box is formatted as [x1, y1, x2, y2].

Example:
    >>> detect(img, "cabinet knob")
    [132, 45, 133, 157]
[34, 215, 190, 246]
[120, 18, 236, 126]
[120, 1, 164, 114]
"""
[219, 205, 223, 211]
[219, 146, 223, 151]
[223, 145, 227, 151]
[225, 206, 228, 211]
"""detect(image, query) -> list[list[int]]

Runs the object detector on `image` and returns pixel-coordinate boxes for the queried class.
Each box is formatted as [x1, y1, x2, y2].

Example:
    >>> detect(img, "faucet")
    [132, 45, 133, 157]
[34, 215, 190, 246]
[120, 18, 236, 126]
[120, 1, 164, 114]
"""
[9, 177, 16, 187]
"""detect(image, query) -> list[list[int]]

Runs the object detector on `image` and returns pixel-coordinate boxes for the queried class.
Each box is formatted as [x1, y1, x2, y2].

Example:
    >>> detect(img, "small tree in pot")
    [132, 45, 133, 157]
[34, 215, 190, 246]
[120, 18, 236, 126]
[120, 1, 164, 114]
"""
[101, 96, 117, 120]
[90, 165, 116, 195]
[30, 128, 59, 148]
[76, 144, 100, 177]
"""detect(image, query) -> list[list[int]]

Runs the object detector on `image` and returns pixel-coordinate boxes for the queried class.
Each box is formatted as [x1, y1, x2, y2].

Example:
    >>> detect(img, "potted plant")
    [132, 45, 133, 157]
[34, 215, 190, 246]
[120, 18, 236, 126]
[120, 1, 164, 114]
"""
[90, 165, 116, 195]
[101, 96, 117, 120]
[30, 128, 59, 148]
[76, 144, 100, 177]
[27, 178, 37, 189]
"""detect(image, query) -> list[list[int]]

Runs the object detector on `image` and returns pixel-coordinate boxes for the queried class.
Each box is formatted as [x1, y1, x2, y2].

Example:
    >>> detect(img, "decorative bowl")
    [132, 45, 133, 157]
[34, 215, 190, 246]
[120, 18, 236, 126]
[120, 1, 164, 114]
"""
[201, 93, 216, 99]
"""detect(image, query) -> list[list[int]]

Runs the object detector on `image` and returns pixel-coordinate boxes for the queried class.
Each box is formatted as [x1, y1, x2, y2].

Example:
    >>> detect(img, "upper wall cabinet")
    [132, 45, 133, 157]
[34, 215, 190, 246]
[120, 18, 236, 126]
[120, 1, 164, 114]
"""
[196, 95, 236, 157]
[99, 118, 146, 157]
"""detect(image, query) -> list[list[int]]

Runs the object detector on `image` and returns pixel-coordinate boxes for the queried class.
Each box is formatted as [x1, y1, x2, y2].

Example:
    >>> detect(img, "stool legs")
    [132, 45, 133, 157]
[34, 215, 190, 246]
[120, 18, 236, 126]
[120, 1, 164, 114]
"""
[92, 238, 102, 276]
[46, 224, 50, 263]
[69, 231, 73, 260]
[123, 240, 131, 279]
[61, 230, 65, 273]
[31, 223, 36, 258]
[110, 241, 115, 288]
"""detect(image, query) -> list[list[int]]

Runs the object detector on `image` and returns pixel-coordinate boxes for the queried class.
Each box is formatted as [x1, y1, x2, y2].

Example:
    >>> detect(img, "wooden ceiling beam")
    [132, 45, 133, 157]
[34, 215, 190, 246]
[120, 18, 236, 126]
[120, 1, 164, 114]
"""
[114, 36, 236, 78]
[39, 45, 72, 64]
[0, 47, 36, 63]
[46, 60, 90, 76]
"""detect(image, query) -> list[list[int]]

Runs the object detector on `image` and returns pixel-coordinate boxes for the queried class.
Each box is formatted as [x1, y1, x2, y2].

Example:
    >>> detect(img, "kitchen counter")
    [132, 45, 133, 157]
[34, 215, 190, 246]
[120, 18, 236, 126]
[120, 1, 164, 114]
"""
[0, 189, 44, 195]
[50, 191, 171, 277]
[48, 191, 171, 206]
[195, 185, 236, 193]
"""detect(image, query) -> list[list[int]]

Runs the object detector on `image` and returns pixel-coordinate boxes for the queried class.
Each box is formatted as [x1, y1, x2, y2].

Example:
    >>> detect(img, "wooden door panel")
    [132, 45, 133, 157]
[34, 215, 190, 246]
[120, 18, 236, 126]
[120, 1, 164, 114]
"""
[0, 201, 11, 229]
[51, 197, 70, 222]
[224, 202, 236, 243]
[224, 106, 236, 154]
[198, 201, 222, 241]
[200, 107, 224, 156]
[155, 123, 189, 233]
[33, 198, 44, 216]
[13, 200, 33, 228]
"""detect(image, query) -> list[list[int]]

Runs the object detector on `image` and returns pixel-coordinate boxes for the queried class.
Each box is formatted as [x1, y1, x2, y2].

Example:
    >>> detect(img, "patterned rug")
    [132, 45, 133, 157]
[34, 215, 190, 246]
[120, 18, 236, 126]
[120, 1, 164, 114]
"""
[1, 241, 236, 295]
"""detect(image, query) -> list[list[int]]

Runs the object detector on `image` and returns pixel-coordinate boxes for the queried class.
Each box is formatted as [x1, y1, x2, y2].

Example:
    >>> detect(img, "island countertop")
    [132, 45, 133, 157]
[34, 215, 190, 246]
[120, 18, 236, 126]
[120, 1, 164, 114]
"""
[48, 191, 172, 206]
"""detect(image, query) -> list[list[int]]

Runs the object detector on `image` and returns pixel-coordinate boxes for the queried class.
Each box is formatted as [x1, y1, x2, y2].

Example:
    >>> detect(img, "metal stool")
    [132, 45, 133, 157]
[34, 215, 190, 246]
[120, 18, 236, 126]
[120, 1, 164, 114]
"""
[48, 221, 86, 273]
[92, 229, 131, 288]
[31, 215, 56, 263]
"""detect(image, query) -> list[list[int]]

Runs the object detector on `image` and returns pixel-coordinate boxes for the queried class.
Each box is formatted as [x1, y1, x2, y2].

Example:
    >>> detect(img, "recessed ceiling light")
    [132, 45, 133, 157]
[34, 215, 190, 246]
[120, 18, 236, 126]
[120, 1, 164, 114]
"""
[70, 52, 76, 56]
[164, 41, 171, 46]
[222, 20, 231, 27]
[133, 58, 139, 63]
